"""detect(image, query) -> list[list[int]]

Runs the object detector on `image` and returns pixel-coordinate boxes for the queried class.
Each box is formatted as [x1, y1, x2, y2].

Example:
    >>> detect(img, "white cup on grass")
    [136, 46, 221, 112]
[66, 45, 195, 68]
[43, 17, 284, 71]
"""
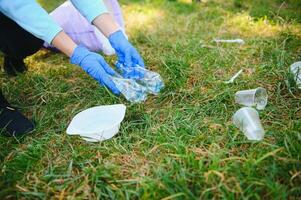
[235, 87, 268, 110]
[290, 61, 301, 89]
[233, 107, 265, 141]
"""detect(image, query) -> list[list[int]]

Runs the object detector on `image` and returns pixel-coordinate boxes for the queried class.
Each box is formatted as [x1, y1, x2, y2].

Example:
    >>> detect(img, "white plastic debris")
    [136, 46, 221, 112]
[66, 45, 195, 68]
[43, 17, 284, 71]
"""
[213, 38, 245, 44]
[66, 104, 126, 142]
[233, 107, 265, 141]
[290, 61, 301, 89]
[235, 87, 268, 110]
[225, 69, 243, 84]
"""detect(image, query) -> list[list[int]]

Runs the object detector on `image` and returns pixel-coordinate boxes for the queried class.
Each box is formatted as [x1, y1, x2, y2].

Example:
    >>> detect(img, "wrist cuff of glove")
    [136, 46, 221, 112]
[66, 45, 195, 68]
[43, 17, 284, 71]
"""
[70, 45, 90, 65]
[108, 30, 127, 47]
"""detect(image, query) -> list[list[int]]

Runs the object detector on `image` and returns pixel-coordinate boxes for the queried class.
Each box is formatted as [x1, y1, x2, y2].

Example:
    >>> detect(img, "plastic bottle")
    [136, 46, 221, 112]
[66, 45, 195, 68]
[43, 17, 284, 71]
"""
[110, 75, 147, 103]
[116, 62, 164, 95]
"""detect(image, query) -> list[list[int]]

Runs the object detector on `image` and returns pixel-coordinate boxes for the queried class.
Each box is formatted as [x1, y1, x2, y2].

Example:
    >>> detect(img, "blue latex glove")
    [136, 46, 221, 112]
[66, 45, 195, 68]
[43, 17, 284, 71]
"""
[70, 46, 120, 95]
[109, 30, 145, 69]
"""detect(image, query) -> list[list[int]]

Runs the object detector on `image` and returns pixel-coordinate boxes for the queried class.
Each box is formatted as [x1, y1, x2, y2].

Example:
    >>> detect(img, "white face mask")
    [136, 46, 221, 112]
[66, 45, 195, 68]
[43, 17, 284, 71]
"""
[66, 104, 126, 142]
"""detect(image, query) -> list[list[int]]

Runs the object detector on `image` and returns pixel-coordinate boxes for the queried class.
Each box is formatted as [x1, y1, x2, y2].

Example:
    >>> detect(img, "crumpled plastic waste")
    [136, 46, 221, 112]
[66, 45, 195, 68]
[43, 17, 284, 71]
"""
[66, 104, 126, 142]
[109, 62, 164, 103]
[110, 75, 148, 103]
[115, 62, 165, 95]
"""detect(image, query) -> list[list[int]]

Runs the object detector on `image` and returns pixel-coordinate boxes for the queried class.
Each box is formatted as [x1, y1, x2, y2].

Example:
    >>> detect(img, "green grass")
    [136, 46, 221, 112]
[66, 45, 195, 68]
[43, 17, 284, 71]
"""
[1, 0, 301, 199]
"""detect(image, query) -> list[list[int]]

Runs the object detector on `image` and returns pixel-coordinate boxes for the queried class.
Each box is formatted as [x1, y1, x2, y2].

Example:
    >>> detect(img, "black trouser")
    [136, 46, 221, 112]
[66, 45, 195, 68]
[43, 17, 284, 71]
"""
[0, 13, 42, 136]
[0, 12, 44, 103]
[0, 12, 44, 62]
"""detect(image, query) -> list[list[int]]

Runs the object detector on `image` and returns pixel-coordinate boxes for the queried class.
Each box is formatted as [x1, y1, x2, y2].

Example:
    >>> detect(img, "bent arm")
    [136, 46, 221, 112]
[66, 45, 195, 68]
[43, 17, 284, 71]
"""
[0, 0, 77, 57]
[52, 31, 77, 57]
[0, 0, 62, 44]
[70, 0, 120, 37]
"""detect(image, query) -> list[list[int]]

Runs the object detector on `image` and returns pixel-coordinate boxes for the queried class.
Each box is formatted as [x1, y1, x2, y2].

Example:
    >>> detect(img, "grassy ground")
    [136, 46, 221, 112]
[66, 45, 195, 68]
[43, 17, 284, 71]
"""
[1, 0, 301, 199]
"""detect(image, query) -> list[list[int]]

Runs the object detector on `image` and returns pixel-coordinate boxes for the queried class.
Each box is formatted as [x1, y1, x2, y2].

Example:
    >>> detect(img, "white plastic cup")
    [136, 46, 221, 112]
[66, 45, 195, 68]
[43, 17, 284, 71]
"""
[233, 107, 265, 141]
[290, 61, 301, 89]
[235, 87, 268, 110]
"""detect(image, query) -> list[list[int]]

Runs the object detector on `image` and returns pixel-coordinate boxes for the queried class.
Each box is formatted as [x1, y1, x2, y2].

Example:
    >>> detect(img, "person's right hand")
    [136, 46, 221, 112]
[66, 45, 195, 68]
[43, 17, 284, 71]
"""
[70, 46, 120, 95]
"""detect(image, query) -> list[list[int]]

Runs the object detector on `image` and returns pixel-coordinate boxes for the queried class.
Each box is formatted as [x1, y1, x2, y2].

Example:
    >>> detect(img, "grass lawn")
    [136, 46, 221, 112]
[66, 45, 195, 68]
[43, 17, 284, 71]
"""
[1, 0, 301, 199]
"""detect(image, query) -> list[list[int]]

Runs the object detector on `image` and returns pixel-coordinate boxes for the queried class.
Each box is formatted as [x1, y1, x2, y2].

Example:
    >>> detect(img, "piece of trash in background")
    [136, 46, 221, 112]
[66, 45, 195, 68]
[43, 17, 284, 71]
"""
[233, 107, 265, 141]
[225, 69, 243, 84]
[110, 76, 148, 103]
[235, 87, 268, 110]
[116, 62, 165, 95]
[66, 104, 126, 142]
[290, 61, 301, 89]
[213, 39, 245, 45]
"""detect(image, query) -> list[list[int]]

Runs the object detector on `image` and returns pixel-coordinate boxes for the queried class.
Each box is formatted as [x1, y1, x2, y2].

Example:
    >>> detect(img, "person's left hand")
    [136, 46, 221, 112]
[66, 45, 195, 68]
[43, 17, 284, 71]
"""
[109, 30, 145, 69]
[70, 46, 120, 95]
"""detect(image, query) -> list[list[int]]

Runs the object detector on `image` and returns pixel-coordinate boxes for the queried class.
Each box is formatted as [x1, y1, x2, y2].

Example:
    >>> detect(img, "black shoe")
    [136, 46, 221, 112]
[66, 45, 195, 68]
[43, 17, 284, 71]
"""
[3, 56, 27, 76]
[0, 95, 34, 137]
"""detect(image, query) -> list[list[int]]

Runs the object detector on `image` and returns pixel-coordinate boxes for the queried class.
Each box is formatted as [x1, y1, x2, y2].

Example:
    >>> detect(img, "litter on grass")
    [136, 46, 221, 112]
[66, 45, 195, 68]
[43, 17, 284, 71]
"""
[116, 62, 165, 95]
[66, 104, 126, 142]
[235, 87, 268, 110]
[233, 107, 265, 141]
[213, 38, 245, 45]
[290, 61, 301, 89]
[224, 69, 243, 84]
[111, 76, 148, 103]
[110, 62, 164, 103]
